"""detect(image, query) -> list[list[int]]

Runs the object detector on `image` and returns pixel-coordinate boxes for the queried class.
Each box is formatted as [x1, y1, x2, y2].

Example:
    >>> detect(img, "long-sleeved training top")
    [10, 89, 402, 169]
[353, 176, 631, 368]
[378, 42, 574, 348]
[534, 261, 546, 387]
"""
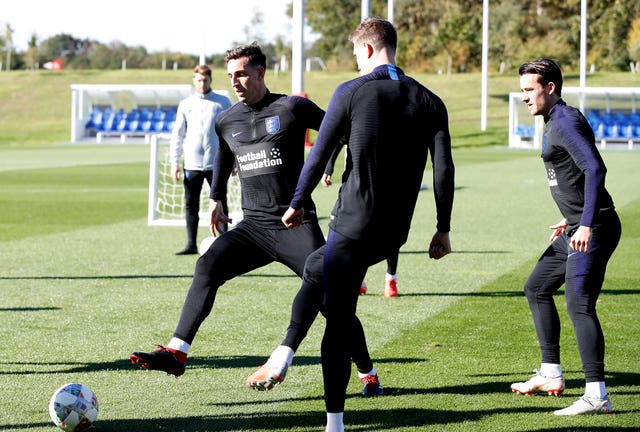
[169, 90, 232, 171]
[211, 91, 325, 228]
[290, 64, 455, 249]
[542, 99, 615, 234]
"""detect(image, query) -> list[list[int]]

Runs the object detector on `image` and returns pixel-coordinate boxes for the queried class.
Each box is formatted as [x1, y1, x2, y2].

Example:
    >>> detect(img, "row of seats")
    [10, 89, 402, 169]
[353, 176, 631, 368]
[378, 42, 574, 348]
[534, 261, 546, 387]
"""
[85, 106, 178, 135]
[516, 110, 640, 140]
[586, 110, 640, 139]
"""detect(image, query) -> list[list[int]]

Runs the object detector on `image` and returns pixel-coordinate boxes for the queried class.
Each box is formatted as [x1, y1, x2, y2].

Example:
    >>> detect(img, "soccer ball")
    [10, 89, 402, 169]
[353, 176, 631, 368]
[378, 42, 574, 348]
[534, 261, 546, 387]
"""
[49, 383, 99, 432]
[199, 236, 217, 255]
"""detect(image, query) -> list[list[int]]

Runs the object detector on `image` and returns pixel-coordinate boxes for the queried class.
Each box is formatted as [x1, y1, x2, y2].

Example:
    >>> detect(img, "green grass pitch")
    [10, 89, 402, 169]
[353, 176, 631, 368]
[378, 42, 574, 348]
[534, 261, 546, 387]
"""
[1, 143, 638, 431]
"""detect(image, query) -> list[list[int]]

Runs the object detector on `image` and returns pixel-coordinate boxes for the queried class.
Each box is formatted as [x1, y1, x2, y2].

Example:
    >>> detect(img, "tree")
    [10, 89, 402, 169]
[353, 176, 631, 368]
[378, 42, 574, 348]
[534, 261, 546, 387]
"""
[628, 15, 640, 69]
[4, 23, 13, 71]
[3, 1, 640, 72]
[24, 33, 38, 70]
[433, 0, 483, 74]
[305, 0, 387, 70]
[38, 33, 82, 66]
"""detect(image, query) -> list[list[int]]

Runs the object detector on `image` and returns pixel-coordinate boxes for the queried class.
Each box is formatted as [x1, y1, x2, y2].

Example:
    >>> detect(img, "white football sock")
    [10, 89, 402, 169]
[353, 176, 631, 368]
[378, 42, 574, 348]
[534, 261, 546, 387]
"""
[358, 366, 377, 379]
[326, 412, 344, 432]
[585, 381, 607, 399]
[540, 363, 562, 377]
[167, 337, 190, 354]
[385, 273, 396, 282]
[268, 345, 294, 367]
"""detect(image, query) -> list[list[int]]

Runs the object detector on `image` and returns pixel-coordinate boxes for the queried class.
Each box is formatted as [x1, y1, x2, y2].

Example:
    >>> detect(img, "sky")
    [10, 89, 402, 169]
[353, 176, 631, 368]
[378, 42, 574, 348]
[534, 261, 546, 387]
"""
[2, 0, 297, 55]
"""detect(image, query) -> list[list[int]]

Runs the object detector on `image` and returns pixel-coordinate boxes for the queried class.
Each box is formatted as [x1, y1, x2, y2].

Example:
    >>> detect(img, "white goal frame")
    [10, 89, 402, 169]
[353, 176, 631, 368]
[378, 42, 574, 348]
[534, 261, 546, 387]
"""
[147, 134, 243, 226]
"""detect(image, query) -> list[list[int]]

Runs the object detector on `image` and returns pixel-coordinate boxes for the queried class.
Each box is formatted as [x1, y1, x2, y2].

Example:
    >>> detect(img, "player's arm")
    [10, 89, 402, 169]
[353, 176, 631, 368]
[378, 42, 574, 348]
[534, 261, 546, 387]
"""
[209, 199, 230, 236]
[549, 218, 567, 242]
[169, 103, 187, 182]
[429, 96, 455, 258]
[209, 129, 235, 235]
[288, 88, 349, 217]
[558, 121, 604, 253]
[282, 206, 304, 229]
[428, 231, 451, 259]
[322, 142, 345, 187]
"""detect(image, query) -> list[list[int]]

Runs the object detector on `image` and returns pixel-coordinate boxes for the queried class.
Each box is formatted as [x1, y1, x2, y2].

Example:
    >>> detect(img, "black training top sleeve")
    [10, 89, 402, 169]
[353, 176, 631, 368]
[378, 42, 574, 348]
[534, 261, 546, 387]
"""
[542, 100, 614, 231]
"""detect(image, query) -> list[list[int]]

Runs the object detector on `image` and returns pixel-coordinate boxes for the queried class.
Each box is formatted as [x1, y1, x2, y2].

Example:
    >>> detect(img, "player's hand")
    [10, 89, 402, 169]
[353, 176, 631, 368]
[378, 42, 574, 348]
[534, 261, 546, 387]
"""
[321, 173, 332, 187]
[209, 200, 231, 236]
[570, 225, 592, 253]
[548, 218, 567, 242]
[428, 231, 451, 260]
[282, 206, 304, 229]
[171, 165, 181, 183]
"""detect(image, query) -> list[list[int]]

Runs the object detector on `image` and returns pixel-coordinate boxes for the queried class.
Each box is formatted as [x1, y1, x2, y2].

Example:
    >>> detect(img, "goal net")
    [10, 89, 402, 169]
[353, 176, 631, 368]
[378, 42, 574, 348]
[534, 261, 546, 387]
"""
[148, 134, 243, 226]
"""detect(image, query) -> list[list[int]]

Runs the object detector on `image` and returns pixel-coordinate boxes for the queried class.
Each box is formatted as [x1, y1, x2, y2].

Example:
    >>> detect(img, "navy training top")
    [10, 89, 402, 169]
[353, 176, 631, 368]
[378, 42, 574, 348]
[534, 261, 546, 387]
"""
[542, 99, 615, 233]
[291, 64, 455, 250]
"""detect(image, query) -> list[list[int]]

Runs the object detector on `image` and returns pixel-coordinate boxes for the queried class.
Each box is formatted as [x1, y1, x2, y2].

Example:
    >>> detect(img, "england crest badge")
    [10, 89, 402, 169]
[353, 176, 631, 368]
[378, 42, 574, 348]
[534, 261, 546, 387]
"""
[265, 116, 281, 134]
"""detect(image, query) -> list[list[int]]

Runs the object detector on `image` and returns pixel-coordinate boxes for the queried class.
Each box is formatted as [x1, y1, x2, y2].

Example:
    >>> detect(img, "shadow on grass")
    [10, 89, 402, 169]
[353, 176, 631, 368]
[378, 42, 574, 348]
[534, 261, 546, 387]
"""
[399, 249, 512, 255]
[0, 272, 299, 280]
[397, 287, 640, 298]
[389, 370, 640, 397]
[0, 355, 424, 376]
[8, 407, 639, 432]
[0, 306, 60, 311]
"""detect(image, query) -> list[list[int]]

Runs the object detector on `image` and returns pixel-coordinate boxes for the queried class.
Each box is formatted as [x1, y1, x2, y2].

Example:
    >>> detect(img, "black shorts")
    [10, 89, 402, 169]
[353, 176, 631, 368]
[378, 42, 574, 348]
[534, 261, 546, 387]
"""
[199, 217, 326, 282]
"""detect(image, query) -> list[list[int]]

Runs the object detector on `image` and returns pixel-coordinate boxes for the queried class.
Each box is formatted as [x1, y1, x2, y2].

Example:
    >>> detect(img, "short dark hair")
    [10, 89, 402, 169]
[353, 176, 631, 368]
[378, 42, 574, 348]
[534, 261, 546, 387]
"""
[518, 57, 563, 96]
[225, 42, 266, 69]
[193, 64, 212, 78]
[349, 17, 397, 55]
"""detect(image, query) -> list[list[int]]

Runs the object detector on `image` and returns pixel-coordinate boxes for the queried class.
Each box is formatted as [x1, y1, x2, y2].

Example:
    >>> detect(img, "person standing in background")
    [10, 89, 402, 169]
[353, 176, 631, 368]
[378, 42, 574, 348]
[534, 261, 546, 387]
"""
[171, 64, 232, 255]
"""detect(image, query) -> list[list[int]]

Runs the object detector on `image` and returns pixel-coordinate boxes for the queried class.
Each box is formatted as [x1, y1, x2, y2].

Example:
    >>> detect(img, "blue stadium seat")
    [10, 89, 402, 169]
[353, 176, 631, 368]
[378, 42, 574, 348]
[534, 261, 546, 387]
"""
[163, 120, 175, 132]
[141, 120, 153, 133]
[126, 108, 140, 121]
[152, 108, 165, 122]
[152, 120, 165, 132]
[126, 119, 140, 132]
[586, 110, 601, 132]
[116, 118, 128, 132]
[98, 112, 116, 132]
[516, 124, 534, 137]
[140, 108, 153, 122]
[85, 108, 103, 130]
[165, 107, 177, 122]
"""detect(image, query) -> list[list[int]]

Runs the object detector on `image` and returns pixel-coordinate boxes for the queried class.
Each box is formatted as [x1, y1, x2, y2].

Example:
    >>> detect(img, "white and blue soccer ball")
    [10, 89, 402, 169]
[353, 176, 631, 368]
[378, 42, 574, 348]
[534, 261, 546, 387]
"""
[199, 236, 217, 255]
[49, 383, 99, 432]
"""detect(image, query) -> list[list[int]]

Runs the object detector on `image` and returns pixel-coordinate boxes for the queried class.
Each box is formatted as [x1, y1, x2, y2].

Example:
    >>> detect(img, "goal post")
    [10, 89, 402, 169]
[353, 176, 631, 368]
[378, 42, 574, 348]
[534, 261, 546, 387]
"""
[148, 134, 242, 226]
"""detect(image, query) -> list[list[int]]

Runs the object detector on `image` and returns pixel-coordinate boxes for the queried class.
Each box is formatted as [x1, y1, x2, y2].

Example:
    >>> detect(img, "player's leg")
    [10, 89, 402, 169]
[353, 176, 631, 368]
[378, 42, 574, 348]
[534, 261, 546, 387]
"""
[204, 170, 229, 232]
[247, 222, 384, 395]
[131, 221, 274, 376]
[350, 316, 384, 397]
[176, 169, 206, 255]
[284, 242, 383, 396]
[246, 222, 326, 390]
[511, 237, 567, 396]
[322, 229, 386, 428]
[384, 250, 399, 297]
[555, 212, 620, 416]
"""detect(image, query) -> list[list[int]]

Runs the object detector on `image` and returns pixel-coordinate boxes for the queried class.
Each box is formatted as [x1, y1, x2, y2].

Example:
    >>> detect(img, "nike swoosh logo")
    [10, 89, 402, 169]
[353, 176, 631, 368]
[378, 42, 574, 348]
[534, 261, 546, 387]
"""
[232, 131, 243, 137]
